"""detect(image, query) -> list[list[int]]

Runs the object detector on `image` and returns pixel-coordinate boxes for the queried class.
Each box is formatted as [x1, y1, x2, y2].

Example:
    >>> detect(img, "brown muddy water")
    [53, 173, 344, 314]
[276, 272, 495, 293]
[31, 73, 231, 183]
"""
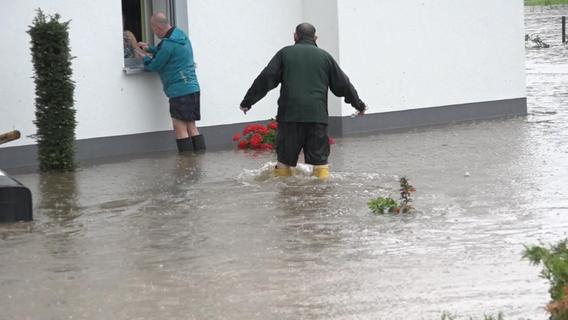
[2, 7, 568, 320]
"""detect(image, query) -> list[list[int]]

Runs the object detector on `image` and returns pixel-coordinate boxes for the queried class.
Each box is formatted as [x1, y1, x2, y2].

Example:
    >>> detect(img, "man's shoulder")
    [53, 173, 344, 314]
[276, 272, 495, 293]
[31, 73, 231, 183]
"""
[282, 43, 331, 56]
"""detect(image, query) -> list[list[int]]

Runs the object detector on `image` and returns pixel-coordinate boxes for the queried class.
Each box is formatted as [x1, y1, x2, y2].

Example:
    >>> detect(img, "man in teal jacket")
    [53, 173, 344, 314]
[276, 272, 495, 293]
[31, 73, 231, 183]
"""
[137, 12, 205, 152]
[240, 23, 366, 179]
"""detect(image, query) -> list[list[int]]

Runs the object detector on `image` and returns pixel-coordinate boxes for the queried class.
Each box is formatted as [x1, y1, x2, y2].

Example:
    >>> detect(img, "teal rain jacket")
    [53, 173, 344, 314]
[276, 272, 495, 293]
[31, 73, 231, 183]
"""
[144, 27, 200, 98]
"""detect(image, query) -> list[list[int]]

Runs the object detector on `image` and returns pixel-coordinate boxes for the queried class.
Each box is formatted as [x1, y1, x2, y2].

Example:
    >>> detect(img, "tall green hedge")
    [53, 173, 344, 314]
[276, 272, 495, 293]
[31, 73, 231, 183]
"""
[28, 10, 76, 171]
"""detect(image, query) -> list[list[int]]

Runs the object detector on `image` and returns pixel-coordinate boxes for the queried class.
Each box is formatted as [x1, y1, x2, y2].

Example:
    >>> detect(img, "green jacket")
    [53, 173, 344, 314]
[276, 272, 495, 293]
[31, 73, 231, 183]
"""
[241, 39, 365, 124]
[144, 27, 200, 98]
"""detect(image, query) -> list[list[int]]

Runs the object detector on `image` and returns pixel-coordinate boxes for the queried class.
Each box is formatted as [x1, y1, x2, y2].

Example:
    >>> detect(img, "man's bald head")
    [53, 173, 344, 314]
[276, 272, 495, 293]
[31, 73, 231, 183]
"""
[150, 12, 172, 38]
[295, 23, 316, 41]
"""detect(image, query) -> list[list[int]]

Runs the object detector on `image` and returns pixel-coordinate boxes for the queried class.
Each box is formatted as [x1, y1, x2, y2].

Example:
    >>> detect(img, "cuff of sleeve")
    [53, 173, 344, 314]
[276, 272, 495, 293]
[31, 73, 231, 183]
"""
[354, 99, 365, 111]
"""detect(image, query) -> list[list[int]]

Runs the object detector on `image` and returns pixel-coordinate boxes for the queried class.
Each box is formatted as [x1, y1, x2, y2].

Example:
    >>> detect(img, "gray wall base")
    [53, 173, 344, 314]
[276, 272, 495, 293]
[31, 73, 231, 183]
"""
[329, 97, 527, 136]
[0, 98, 526, 171]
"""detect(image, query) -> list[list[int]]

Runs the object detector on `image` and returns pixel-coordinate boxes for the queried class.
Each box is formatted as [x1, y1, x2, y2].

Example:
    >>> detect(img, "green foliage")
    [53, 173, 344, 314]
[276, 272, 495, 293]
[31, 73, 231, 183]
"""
[482, 313, 504, 320]
[525, 0, 568, 5]
[368, 177, 416, 215]
[263, 129, 276, 146]
[523, 240, 568, 302]
[368, 197, 398, 214]
[399, 176, 415, 213]
[28, 9, 76, 171]
[440, 311, 504, 320]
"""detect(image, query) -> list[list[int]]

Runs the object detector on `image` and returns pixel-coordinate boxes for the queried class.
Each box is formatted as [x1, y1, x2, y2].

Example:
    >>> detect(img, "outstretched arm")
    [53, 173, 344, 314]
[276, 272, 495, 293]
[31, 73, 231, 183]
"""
[328, 56, 366, 114]
[240, 50, 283, 112]
[143, 43, 172, 72]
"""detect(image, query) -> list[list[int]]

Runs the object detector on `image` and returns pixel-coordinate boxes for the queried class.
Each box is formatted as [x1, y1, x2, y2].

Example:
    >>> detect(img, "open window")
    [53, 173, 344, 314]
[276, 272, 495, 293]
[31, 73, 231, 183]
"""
[122, 0, 179, 74]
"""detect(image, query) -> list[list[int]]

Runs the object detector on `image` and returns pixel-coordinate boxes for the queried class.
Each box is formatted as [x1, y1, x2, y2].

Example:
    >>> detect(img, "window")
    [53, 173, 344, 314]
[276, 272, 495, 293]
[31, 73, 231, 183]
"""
[122, 0, 179, 74]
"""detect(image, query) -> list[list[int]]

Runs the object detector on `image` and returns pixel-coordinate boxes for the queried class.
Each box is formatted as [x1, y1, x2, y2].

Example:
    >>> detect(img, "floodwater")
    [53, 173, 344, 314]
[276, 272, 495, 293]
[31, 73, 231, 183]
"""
[2, 7, 568, 320]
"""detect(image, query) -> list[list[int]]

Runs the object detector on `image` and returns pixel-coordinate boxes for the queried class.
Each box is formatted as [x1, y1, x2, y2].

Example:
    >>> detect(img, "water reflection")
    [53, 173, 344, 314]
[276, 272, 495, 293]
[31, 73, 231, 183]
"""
[276, 181, 344, 252]
[39, 171, 79, 222]
[37, 171, 84, 275]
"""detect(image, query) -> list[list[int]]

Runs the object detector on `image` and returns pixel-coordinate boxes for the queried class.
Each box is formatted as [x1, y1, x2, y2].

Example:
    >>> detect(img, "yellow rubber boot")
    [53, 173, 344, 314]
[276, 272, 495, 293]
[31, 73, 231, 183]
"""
[274, 167, 293, 177]
[313, 165, 330, 180]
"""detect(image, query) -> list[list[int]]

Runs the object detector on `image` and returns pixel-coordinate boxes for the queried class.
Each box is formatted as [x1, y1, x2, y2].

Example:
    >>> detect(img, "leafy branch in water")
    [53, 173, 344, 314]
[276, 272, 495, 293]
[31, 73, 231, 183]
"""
[523, 239, 568, 319]
[368, 177, 416, 214]
[440, 311, 504, 320]
[368, 197, 398, 214]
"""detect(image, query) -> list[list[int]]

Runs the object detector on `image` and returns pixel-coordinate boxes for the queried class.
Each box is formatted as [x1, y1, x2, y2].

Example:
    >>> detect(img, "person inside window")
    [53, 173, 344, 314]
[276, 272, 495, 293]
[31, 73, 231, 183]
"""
[123, 15, 139, 58]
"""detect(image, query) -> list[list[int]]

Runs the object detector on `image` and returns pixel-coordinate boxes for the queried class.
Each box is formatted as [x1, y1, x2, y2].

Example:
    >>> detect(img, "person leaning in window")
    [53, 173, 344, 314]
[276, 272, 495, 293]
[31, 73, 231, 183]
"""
[135, 12, 205, 153]
[239, 23, 366, 180]
[123, 30, 138, 58]
[123, 14, 138, 58]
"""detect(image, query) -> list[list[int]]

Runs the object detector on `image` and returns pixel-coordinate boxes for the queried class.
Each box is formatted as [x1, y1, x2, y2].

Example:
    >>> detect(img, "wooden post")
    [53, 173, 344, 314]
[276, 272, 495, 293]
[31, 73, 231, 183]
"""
[563, 16, 566, 44]
[0, 130, 20, 145]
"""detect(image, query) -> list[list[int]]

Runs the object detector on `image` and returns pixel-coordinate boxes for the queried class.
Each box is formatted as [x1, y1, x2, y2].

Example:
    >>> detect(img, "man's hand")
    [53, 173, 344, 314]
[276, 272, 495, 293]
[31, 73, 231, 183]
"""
[356, 102, 367, 117]
[240, 106, 250, 115]
[134, 48, 148, 60]
[138, 42, 149, 51]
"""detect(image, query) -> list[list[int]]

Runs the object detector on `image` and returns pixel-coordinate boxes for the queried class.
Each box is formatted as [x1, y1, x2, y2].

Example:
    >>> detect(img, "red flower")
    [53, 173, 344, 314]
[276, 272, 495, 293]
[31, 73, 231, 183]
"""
[255, 126, 269, 136]
[328, 137, 335, 145]
[234, 121, 278, 151]
[243, 125, 255, 135]
[260, 143, 273, 150]
[250, 133, 263, 149]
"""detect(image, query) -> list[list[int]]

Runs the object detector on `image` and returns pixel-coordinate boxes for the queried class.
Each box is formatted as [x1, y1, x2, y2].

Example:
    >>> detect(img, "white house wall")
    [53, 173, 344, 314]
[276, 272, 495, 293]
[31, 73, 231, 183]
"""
[336, 0, 526, 115]
[2, 1, 168, 148]
[186, 0, 303, 127]
[0, 0, 526, 164]
[0, 0, 304, 148]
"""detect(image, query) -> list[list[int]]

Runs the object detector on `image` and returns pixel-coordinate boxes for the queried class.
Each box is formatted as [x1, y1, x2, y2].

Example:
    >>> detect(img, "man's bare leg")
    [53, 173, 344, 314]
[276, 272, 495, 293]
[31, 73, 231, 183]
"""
[173, 118, 192, 152]
[172, 118, 190, 139]
[186, 121, 200, 137]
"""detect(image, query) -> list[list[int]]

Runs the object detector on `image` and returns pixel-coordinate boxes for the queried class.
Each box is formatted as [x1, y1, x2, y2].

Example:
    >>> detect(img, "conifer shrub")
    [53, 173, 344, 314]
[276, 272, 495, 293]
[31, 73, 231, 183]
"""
[28, 9, 76, 171]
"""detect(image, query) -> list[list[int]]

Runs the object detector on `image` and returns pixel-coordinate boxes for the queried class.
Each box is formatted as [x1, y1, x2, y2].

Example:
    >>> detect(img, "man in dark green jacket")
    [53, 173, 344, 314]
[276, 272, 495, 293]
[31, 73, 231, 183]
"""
[240, 23, 366, 179]
[137, 13, 205, 153]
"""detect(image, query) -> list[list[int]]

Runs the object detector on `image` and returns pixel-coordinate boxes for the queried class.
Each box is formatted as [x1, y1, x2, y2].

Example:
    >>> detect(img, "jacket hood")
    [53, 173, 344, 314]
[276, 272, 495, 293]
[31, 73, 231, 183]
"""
[164, 27, 188, 45]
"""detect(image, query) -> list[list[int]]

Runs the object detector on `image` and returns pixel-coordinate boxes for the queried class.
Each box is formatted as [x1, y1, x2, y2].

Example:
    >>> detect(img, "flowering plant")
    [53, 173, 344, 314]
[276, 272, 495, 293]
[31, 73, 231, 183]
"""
[368, 177, 416, 214]
[233, 121, 278, 151]
[233, 120, 336, 151]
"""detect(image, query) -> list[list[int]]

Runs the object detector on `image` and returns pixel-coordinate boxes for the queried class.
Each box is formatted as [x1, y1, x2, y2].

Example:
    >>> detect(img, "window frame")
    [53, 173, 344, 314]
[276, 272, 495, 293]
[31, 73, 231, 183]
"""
[123, 0, 181, 74]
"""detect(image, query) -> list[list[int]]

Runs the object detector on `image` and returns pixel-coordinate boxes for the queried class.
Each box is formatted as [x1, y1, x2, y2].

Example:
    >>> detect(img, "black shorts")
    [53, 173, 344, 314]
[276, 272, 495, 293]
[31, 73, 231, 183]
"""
[169, 92, 201, 121]
[276, 122, 330, 167]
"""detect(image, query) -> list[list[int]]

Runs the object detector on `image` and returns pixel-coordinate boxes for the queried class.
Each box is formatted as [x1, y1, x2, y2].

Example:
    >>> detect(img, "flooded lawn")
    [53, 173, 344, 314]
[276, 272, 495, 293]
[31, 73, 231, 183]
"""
[2, 6, 568, 320]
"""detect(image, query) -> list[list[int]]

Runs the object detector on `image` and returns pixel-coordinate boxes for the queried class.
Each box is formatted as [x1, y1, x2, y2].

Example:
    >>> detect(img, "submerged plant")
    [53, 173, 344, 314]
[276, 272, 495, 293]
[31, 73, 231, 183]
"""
[399, 176, 416, 213]
[368, 197, 398, 214]
[441, 311, 457, 320]
[525, 33, 550, 48]
[482, 313, 505, 320]
[440, 311, 504, 320]
[523, 239, 568, 320]
[368, 177, 416, 214]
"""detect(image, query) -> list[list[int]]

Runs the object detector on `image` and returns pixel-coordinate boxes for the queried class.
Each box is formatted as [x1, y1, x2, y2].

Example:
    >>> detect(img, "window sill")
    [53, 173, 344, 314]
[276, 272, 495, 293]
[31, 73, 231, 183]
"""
[123, 57, 145, 75]
[123, 66, 145, 75]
